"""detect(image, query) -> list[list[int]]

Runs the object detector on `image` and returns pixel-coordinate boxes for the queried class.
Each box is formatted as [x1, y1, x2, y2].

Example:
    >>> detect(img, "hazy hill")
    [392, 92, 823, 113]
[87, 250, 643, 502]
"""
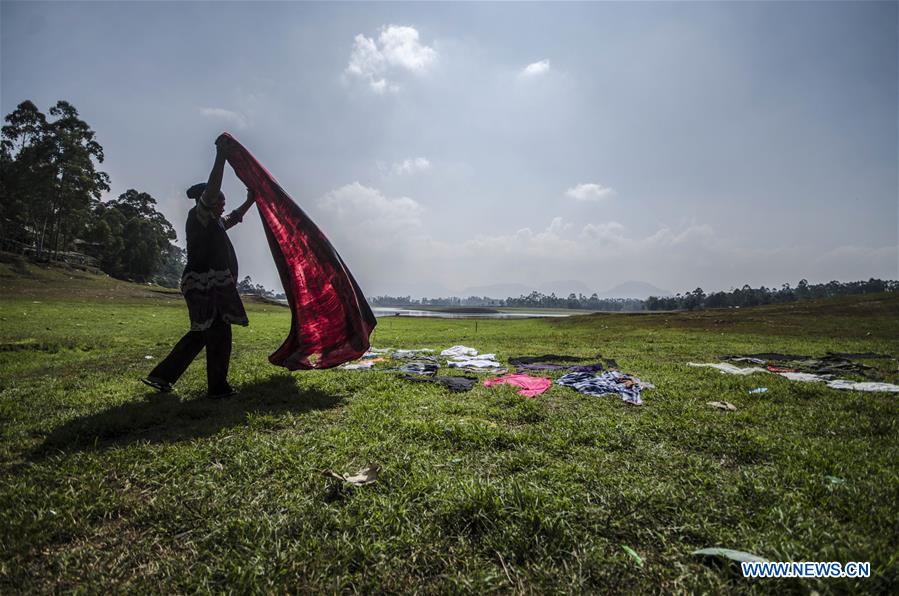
[596, 281, 673, 300]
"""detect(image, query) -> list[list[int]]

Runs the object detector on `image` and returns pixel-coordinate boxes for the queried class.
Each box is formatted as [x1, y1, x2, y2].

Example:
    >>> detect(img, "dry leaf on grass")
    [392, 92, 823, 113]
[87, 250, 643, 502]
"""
[707, 401, 737, 411]
[323, 464, 380, 486]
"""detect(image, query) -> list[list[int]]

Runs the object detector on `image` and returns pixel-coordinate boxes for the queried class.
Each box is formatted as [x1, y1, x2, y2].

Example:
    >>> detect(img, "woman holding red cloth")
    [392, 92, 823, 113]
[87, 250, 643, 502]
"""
[143, 136, 253, 398]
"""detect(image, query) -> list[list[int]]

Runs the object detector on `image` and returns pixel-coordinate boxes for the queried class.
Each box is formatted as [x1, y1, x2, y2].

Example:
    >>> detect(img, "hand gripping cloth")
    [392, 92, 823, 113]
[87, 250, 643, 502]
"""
[220, 133, 376, 369]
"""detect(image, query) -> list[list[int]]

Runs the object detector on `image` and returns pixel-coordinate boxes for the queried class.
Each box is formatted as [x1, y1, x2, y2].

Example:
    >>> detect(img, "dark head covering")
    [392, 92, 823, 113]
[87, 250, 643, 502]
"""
[186, 182, 224, 203]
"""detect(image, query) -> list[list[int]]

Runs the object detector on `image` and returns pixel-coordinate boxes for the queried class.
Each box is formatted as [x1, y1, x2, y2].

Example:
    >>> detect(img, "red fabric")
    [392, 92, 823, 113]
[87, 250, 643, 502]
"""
[484, 374, 552, 398]
[766, 365, 799, 373]
[220, 133, 376, 370]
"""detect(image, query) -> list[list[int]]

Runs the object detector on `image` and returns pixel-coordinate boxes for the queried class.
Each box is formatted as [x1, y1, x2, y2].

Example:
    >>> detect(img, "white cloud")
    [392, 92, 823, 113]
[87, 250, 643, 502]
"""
[199, 107, 249, 129]
[345, 25, 436, 93]
[520, 59, 551, 78]
[317, 182, 424, 243]
[643, 224, 715, 248]
[565, 183, 616, 201]
[379, 26, 436, 72]
[346, 34, 384, 78]
[390, 157, 431, 175]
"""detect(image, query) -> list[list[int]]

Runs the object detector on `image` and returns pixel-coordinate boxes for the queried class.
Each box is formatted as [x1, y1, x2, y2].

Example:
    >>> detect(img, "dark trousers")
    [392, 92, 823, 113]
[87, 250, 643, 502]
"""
[149, 318, 232, 394]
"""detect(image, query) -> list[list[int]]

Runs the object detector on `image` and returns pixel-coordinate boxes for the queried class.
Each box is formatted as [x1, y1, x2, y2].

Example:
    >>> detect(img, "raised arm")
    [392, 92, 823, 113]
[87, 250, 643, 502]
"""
[200, 136, 229, 206]
[223, 189, 256, 230]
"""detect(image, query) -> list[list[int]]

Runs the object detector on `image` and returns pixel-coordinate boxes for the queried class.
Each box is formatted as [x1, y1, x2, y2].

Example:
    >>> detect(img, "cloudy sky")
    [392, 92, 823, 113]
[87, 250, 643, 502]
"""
[2, 1, 896, 297]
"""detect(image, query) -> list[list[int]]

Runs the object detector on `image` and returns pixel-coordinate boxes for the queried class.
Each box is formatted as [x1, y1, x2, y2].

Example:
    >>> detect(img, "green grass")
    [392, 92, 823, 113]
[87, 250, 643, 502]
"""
[1, 258, 898, 593]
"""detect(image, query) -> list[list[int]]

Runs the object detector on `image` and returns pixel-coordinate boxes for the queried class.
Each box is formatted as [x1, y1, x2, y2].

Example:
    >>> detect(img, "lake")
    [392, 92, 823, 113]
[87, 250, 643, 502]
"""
[271, 301, 574, 319]
[370, 307, 570, 319]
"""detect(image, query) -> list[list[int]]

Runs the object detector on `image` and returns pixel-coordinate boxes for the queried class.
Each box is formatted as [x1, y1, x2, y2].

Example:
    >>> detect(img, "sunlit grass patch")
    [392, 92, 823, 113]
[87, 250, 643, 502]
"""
[1, 284, 897, 592]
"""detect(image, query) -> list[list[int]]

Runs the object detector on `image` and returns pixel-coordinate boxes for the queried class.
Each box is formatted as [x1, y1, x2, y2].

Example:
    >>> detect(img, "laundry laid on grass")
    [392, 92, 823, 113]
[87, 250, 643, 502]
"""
[483, 374, 552, 397]
[509, 354, 593, 365]
[401, 375, 478, 393]
[449, 365, 509, 375]
[556, 371, 651, 406]
[775, 372, 899, 392]
[778, 372, 828, 382]
[341, 357, 387, 370]
[687, 362, 768, 376]
[824, 380, 899, 393]
[396, 361, 439, 376]
[515, 362, 605, 372]
[689, 352, 899, 392]
[448, 355, 500, 368]
[766, 365, 799, 373]
[440, 345, 479, 357]
[719, 352, 891, 380]
[509, 353, 616, 372]
[450, 353, 497, 362]
[393, 349, 436, 359]
[446, 352, 505, 373]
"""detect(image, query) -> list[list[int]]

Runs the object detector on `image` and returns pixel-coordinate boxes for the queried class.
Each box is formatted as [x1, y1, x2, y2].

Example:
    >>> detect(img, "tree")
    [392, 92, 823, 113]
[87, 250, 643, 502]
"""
[156, 245, 186, 288]
[83, 189, 179, 283]
[684, 287, 705, 310]
[0, 100, 109, 258]
[1, 101, 55, 249]
[45, 101, 110, 258]
[84, 202, 126, 273]
[109, 190, 176, 281]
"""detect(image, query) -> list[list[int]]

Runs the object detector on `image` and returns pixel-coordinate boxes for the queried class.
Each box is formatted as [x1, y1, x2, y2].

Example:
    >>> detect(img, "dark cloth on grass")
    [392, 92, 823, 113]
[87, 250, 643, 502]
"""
[149, 317, 233, 394]
[509, 354, 595, 365]
[397, 361, 439, 376]
[510, 353, 614, 373]
[401, 374, 477, 393]
[515, 362, 605, 373]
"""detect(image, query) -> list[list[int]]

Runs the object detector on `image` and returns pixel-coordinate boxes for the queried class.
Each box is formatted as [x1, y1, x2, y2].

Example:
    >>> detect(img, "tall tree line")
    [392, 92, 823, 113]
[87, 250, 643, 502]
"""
[0, 100, 183, 285]
[369, 279, 896, 311]
[645, 279, 897, 311]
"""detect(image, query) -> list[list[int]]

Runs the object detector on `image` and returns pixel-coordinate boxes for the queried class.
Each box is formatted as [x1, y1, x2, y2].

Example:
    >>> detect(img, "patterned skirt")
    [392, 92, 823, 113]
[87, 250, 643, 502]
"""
[181, 268, 249, 331]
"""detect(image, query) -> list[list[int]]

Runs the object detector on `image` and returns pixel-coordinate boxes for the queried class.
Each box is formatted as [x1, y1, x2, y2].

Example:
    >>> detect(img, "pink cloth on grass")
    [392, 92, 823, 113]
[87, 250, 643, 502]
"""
[484, 374, 552, 398]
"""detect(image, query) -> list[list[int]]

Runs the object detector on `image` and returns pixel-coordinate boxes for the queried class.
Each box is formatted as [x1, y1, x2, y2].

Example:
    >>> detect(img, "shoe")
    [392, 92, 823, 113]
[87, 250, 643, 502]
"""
[141, 376, 173, 393]
[207, 387, 238, 399]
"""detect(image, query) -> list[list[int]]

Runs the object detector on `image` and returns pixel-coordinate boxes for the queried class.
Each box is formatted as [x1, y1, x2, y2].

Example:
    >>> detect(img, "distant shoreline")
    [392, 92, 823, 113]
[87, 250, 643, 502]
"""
[417, 306, 501, 314]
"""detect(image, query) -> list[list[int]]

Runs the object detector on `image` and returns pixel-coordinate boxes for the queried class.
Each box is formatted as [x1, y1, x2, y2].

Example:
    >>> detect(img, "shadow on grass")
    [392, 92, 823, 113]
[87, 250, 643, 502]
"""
[32, 374, 342, 457]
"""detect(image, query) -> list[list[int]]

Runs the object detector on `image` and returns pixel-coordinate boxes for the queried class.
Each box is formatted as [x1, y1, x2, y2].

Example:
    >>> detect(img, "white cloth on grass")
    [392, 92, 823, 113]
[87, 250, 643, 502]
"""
[777, 372, 829, 383]
[451, 353, 496, 362]
[441, 345, 479, 357]
[690, 362, 899, 393]
[448, 358, 502, 369]
[687, 362, 768, 375]
[393, 349, 436, 358]
[825, 380, 899, 393]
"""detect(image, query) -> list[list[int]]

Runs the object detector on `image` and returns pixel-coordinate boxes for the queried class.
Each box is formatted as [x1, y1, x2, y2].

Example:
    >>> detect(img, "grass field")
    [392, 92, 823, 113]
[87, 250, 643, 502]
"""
[1, 258, 898, 594]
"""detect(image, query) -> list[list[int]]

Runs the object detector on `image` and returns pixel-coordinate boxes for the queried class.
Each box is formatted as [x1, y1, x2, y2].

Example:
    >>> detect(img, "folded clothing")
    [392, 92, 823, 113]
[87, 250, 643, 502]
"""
[440, 345, 479, 357]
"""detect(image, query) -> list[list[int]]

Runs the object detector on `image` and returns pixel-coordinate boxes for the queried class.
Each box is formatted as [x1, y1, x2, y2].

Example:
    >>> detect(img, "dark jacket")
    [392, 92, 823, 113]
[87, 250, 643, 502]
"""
[180, 204, 249, 331]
